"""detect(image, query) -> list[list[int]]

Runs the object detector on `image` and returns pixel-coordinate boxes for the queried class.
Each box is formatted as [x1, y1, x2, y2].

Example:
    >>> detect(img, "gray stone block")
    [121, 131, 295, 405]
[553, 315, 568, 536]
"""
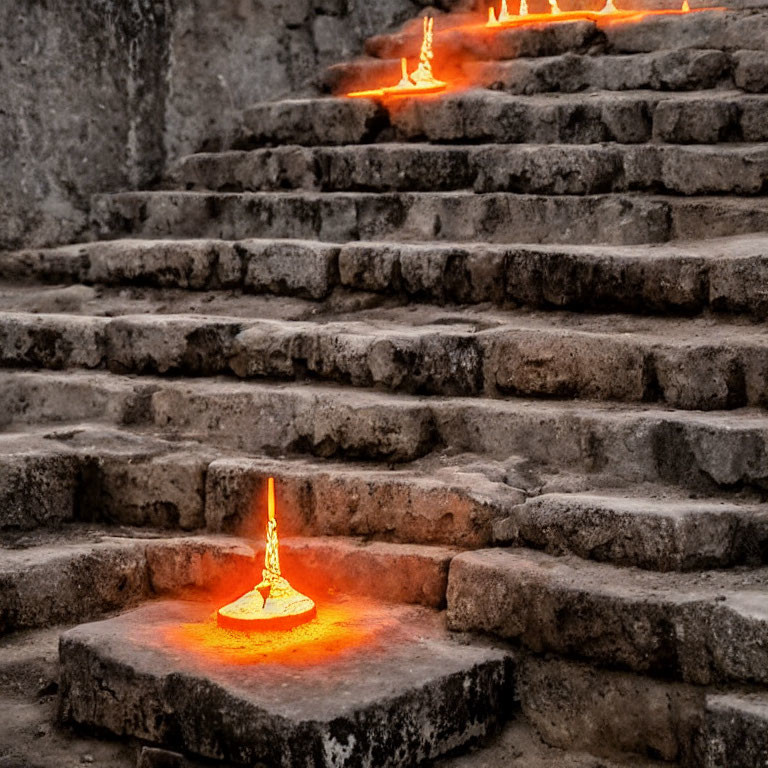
[58, 599, 514, 768]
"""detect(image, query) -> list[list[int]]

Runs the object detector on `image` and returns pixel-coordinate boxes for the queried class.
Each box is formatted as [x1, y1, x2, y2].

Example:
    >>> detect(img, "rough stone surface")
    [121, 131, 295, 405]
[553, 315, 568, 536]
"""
[0, 532, 257, 634]
[4, 370, 768, 491]
[698, 692, 768, 767]
[0, 446, 79, 531]
[493, 493, 768, 570]
[447, 547, 768, 684]
[1, 0, 421, 252]
[171, 142, 768, 196]
[58, 599, 514, 768]
[517, 654, 703, 764]
[91, 189, 768, 246]
[204, 456, 521, 547]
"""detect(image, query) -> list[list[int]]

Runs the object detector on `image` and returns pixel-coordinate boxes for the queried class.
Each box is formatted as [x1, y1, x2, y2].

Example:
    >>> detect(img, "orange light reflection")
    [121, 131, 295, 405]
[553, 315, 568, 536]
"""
[162, 595, 404, 668]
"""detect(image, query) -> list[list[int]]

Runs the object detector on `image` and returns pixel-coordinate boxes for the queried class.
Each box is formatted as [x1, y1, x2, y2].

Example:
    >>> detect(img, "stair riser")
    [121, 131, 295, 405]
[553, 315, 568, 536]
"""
[0, 538, 256, 635]
[0, 451, 502, 548]
[2, 373, 767, 491]
[467, 50, 768, 95]
[0, 454, 79, 530]
[243, 92, 768, 146]
[330, 48, 768, 96]
[0, 536, 453, 635]
[494, 495, 768, 570]
[700, 695, 768, 768]
[447, 549, 768, 685]
[3, 313, 768, 410]
[172, 144, 768, 196]
[516, 654, 703, 765]
[205, 458, 517, 548]
[7, 241, 767, 317]
[91, 191, 768, 246]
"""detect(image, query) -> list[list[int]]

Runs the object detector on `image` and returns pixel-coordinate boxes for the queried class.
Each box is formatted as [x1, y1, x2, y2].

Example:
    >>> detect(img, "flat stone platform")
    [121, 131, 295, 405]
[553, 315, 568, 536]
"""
[58, 597, 513, 768]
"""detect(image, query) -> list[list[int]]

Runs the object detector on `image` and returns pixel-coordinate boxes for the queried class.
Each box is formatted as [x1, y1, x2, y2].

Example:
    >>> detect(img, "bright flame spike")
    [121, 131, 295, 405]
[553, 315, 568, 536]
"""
[682, 0, 690, 9]
[488, 6, 500, 24]
[519, 0, 529, 16]
[217, 477, 316, 632]
[549, 0, 562, 14]
[602, 0, 618, 13]
[346, 15, 446, 98]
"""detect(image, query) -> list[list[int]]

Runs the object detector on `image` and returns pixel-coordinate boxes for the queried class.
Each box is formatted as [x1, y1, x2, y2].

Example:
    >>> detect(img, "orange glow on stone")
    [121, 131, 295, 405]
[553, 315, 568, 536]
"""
[484, 0, 722, 28]
[347, 16, 447, 99]
[217, 477, 316, 631]
[163, 596, 409, 668]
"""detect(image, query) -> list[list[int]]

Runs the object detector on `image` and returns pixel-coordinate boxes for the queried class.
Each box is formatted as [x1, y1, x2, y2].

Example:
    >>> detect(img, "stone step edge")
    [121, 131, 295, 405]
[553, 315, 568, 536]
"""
[3, 236, 766, 317]
[0, 529, 458, 634]
[447, 546, 768, 685]
[492, 492, 768, 571]
[6, 307, 768, 410]
[2, 369, 767, 489]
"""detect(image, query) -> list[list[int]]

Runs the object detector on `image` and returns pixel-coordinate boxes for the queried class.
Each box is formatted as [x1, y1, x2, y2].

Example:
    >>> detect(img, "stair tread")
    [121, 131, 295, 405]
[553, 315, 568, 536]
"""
[447, 546, 768, 684]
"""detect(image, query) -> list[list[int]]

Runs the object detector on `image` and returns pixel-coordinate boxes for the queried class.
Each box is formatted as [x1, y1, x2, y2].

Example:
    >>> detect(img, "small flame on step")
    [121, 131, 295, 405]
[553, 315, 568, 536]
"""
[347, 16, 447, 98]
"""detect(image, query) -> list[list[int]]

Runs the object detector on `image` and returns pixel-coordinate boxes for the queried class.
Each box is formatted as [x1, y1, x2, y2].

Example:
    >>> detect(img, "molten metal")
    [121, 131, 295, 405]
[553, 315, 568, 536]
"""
[347, 16, 447, 98]
[217, 477, 316, 631]
[485, 0, 721, 27]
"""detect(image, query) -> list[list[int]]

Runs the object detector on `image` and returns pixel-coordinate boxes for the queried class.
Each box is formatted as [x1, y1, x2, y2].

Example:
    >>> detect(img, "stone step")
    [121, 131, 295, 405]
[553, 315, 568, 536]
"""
[362, 10, 768, 64]
[5, 235, 768, 317]
[514, 652, 702, 765]
[464, 50, 768, 95]
[447, 546, 768, 685]
[515, 651, 768, 767]
[700, 692, 768, 767]
[4, 308, 768, 409]
[242, 90, 768, 147]
[0, 527, 456, 634]
[171, 143, 768, 196]
[493, 492, 768, 570]
[2, 370, 768, 491]
[0, 530, 256, 634]
[90, 190, 768, 246]
[58, 598, 513, 768]
[327, 48, 765, 96]
[0, 423, 517, 547]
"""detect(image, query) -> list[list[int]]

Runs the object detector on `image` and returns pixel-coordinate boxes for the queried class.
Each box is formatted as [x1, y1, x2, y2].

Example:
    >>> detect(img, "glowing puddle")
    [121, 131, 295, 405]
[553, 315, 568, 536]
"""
[163, 594, 408, 668]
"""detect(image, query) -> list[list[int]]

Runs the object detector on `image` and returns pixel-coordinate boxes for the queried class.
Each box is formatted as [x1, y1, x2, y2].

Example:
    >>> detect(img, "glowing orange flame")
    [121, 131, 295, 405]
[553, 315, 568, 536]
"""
[347, 16, 447, 98]
[217, 477, 316, 631]
[484, 0, 721, 27]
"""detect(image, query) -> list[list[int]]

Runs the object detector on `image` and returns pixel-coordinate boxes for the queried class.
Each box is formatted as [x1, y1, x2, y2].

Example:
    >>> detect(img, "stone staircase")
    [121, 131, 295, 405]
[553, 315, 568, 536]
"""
[2, 3, 768, 767]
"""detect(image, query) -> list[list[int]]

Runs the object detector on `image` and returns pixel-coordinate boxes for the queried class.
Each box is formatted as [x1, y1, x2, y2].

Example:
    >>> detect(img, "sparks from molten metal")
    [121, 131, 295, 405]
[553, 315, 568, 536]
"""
[347, 16, 447, 98]
[217, 477, 316, 632]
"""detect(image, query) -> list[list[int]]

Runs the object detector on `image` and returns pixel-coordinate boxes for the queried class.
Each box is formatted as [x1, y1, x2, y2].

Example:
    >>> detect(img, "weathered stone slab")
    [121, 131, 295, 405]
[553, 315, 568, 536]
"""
[0, 439, 79, 530]
[447, 547, 768, 684]
[698, 692, 768, 767]
[204, 456, 521, 547]
[171, 143, 768, 196]
[91, 189, 768, 246]
[240, 90, 768, 147]
[493, 492, 768, 570]
[517, 653, 703, 763]
[58, 599, 513, 768]
[4, 370, 768, 490]
[0, 533, 257, 634]
[462, 49, 732, 95]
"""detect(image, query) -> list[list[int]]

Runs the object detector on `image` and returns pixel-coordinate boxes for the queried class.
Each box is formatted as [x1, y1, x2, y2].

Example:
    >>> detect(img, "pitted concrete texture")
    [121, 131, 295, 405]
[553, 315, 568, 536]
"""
[59, 599, 514, 768]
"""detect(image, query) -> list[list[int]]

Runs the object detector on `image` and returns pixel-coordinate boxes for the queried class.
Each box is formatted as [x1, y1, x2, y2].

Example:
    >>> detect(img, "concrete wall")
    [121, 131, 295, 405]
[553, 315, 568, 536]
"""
[0, 0, 421, 251]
